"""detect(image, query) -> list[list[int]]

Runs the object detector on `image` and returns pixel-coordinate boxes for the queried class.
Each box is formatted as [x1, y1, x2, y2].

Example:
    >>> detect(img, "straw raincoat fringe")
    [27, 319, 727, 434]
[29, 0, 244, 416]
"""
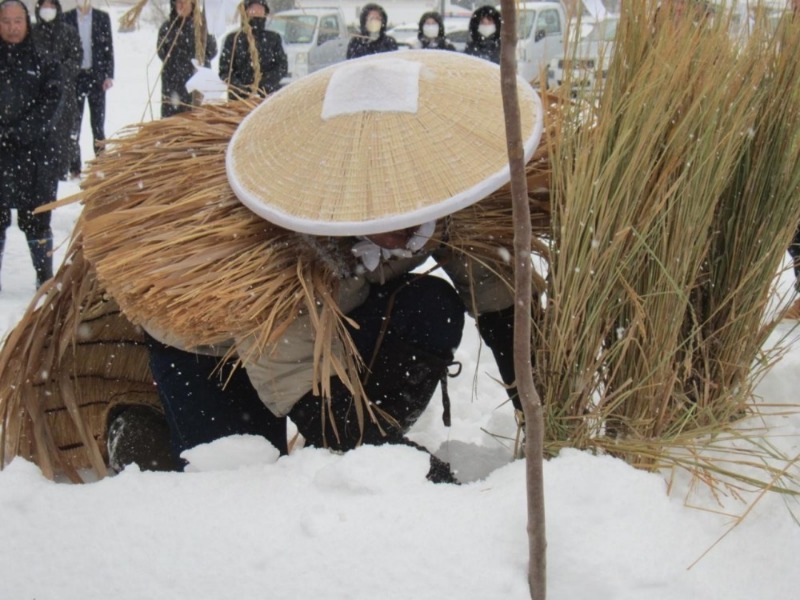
[0, 98, 554, 479]
[0, 232, 160, 482]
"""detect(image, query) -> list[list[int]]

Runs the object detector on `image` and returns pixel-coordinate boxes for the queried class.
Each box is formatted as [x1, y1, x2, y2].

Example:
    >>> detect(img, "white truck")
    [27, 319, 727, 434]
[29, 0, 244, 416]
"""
[267, 6, 349, 81]
[513, 2, 568, 84]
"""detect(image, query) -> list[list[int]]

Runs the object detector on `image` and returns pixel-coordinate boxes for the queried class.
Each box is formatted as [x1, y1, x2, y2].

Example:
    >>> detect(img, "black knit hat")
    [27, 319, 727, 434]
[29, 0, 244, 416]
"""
[244, 0, 269, 13]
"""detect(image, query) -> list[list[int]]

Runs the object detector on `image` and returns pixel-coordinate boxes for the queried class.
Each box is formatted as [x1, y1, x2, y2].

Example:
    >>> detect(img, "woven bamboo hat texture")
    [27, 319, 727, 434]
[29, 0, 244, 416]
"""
[227, 50, 544, 235]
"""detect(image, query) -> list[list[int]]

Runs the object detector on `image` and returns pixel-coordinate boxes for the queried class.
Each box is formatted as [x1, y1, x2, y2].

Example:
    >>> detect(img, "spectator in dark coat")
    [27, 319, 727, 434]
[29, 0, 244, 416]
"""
[63, 0, 113, 176]
[0, 0, 62, 288]
[32, 0, 82, 181]
[346, 3, 397, 60]
[157, 0, 217, 118]
[415, 11, 456, 51]
[219, 0, 287, 98]
[464, 5, 501, 65]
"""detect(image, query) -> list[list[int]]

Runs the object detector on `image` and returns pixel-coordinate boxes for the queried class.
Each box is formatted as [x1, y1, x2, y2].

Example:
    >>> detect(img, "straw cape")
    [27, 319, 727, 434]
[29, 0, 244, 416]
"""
[0, 83, 553, 479]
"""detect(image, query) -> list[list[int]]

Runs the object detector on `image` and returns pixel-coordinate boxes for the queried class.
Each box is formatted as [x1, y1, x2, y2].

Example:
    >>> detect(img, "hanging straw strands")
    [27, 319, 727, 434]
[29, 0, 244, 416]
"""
[80, 98, 553, 354]
[541, 1, 800, 491]
[0, 95, 553, 478]
[0, 230, 161, 482]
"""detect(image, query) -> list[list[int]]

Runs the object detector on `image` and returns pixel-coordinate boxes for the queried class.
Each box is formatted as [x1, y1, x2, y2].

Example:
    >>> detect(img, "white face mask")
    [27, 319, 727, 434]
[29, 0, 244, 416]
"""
[478, 23, 496, 38]
[366, 18, 381, 34]
[422, 23, 439, 39]
[39, 7, 57, 22]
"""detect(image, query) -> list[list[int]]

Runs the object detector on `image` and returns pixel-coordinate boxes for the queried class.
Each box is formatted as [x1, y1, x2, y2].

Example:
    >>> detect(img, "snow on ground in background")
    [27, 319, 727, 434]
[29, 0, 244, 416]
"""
[0, 7, 799, 599]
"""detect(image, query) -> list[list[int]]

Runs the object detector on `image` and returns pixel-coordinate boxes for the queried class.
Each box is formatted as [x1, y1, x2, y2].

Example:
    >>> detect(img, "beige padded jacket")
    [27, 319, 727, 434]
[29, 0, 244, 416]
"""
[147, 240, 514, 417]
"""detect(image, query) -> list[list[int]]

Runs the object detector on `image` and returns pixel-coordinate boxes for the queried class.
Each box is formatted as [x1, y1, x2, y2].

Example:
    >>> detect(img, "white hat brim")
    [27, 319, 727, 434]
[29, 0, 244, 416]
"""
[226, 50, 544, 236]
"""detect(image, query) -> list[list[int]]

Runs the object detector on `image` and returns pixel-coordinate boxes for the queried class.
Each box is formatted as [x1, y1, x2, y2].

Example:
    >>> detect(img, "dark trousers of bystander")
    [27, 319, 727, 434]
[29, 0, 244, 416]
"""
[70, 70, 106, 174]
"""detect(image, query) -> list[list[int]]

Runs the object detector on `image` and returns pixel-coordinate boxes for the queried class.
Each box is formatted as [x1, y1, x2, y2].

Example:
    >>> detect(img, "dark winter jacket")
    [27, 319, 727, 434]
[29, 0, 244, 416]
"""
[63, 5, 114, 81]
[0, 0, 62, 211]
[416, 12, 456, 51]
[219, 17, 287, 97]
[32, 0, 82, 176]
[464, 5, 501, 64]
[157, 2, 217, 118]
[346, 3, 398, 60]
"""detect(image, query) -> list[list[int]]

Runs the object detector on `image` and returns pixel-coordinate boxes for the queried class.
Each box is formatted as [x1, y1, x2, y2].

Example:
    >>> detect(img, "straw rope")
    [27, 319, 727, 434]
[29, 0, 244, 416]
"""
[192, 1, 206, 107]
[223, 3, 263, 98]
[118, 0, 150, 33]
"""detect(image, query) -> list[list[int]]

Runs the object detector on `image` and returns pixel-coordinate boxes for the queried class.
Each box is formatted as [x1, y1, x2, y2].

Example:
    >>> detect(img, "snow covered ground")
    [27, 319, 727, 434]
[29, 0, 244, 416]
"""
[0, 6, 799, 599]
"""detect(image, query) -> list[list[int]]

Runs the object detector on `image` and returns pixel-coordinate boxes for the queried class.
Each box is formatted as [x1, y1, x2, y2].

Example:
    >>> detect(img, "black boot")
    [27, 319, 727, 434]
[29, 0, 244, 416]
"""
[28, 237, 53, 288]
[107, 404, 182, 473]
[0, 236, 4, 292]
[398, 438, 460, 484]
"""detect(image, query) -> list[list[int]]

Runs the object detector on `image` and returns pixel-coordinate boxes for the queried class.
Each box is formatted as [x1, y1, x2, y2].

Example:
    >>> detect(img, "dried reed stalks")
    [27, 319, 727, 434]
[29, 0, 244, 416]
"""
[118, 0, 150, 33]
[0, 230, 160, 482]
[542, 0, 800, 493]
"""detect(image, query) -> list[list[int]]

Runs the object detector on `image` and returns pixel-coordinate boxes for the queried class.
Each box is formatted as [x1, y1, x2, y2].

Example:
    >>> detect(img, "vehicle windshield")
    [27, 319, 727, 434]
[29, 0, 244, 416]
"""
[267, 15, 318, 44]
[517, 10, 536, 38]
[585, 18, 618, 42]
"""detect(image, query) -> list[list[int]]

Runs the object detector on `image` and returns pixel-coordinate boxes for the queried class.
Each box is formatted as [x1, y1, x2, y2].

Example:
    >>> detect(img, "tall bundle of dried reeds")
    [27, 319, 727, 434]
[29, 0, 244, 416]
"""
[542, 1, 800, 488]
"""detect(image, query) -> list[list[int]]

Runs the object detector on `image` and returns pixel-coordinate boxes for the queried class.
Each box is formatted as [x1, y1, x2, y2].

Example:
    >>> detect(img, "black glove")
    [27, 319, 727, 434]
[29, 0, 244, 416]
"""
[476, 305, 520, 411]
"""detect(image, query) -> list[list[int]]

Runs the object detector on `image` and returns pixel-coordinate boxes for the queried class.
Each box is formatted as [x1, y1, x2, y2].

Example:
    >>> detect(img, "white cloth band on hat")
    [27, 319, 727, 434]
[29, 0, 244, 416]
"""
[321, 59, 421, 120]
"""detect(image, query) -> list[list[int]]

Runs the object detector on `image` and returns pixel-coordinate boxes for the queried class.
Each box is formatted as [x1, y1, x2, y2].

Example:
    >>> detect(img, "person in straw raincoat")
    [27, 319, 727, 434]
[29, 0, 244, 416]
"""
[25, 50, 542, 481]
[95, 52, 544, 482]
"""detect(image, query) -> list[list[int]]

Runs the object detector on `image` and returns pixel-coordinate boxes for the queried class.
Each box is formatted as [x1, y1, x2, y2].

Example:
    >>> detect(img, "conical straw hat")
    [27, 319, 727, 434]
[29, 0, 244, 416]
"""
[226, 50, 544, 235]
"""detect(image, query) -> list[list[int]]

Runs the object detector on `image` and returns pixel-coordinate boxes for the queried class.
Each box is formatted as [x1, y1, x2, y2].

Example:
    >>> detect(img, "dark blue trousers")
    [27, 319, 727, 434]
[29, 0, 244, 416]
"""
[146, 274, 465, 463]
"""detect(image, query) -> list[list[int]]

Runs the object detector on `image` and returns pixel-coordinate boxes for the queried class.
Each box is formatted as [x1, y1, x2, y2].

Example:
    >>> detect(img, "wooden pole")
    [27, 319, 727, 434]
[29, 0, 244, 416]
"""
[497, 1, 547, 598]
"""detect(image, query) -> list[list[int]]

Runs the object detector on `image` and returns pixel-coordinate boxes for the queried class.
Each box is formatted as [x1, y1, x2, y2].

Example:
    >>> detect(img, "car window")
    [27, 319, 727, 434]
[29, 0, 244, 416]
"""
[268, 16, 318, 44]
[518, 9, 537, 39]
[447, 30, 469, 51]
[537, 9, 562, 35]
[318, 16, 339, 44]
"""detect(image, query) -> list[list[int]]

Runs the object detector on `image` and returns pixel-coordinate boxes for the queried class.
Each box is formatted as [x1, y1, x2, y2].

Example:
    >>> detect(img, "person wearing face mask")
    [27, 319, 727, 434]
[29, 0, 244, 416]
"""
[32, 0, 82, 182]
[464, 5, 501, 65]
[414, 11, 455, 51]
[219, 0, 287, 98]
[0, 0, 62, 289]
[346, 3, 397, 59]
[157, 0, 217, 118]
